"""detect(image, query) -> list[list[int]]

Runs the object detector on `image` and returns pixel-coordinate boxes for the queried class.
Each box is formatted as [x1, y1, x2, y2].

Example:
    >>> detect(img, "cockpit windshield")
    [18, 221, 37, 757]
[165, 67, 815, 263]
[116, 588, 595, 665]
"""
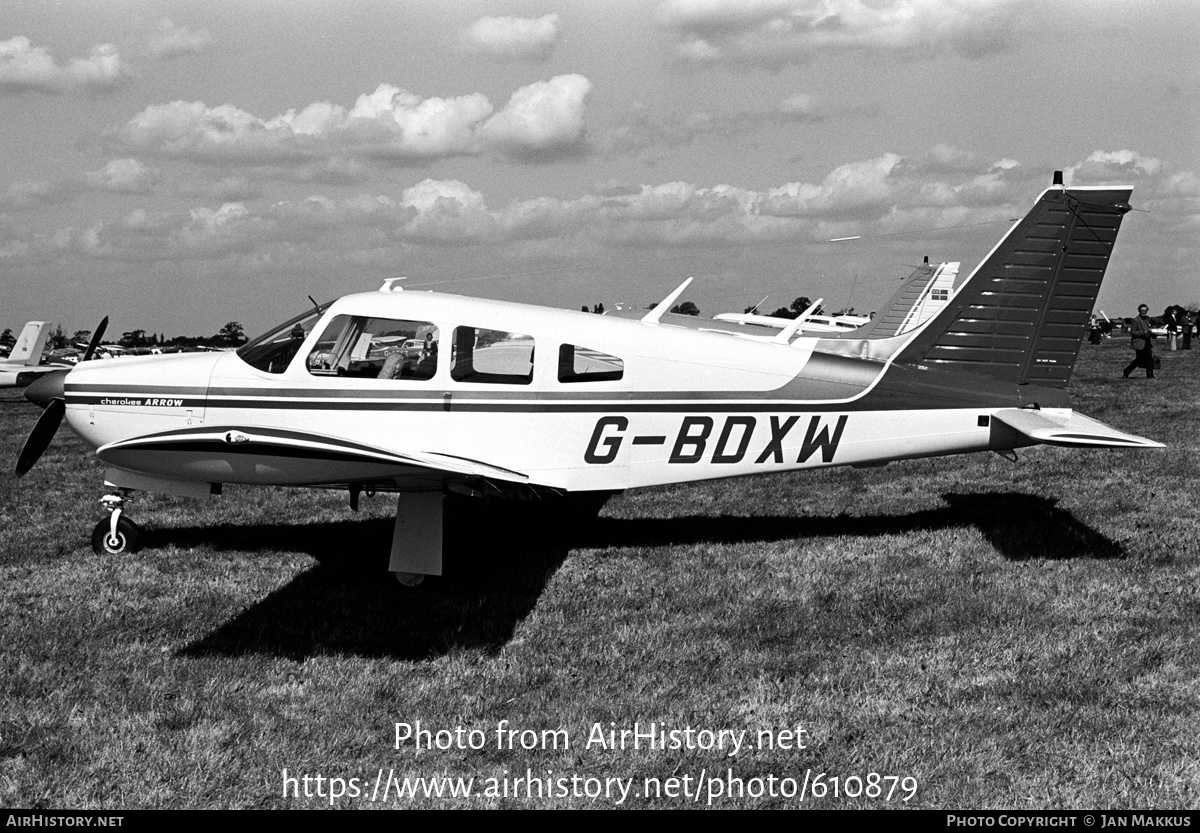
[236, 303, 330, 374]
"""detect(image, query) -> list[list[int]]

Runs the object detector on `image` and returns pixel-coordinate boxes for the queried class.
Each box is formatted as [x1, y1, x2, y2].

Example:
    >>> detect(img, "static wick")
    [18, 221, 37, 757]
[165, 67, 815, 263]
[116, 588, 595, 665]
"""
[829, 235, 861, 242]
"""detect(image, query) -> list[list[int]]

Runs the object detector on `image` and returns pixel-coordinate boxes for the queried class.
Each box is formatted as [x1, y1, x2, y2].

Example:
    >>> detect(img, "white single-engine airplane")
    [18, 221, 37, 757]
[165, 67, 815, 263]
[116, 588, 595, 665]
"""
[0, 322, 74, 388]
[16, 174, 1162, 584]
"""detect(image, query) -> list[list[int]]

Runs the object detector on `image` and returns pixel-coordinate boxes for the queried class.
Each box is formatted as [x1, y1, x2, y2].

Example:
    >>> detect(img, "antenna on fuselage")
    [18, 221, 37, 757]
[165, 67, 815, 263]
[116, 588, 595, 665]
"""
[641, 277, 693, 325]
[380, 277, 407, 292]
[773, 297, 824, 344]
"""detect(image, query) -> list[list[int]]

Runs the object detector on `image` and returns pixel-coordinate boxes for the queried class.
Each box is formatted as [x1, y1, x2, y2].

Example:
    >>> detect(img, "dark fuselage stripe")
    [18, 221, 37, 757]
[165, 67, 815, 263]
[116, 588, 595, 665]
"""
[70, 386, 815, 403]
[75, 395, 874, 414]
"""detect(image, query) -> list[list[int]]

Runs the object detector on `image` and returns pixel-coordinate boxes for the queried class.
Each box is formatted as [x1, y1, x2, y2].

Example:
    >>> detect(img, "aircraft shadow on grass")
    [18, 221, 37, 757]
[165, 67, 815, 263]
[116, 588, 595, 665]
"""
[175, 490, 1122, 661]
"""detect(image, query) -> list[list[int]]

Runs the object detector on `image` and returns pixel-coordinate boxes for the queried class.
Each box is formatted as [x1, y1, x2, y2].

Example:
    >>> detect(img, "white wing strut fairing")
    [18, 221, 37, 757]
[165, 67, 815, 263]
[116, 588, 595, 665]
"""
[13, 174, 1160, 587]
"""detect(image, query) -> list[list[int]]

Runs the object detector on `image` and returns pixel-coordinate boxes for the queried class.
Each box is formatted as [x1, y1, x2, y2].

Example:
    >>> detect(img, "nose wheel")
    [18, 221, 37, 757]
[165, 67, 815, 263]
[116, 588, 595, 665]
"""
[91, 494, 143, 555]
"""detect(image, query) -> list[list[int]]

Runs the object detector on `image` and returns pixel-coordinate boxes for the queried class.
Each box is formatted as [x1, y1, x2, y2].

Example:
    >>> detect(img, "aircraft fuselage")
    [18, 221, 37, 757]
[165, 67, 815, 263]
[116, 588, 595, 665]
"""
[60, 288, 1050, 496]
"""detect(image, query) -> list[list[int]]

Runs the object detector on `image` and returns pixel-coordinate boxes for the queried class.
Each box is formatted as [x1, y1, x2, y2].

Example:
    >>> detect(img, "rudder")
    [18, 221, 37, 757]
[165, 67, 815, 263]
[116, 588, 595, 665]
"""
[8, 322, 51, 366]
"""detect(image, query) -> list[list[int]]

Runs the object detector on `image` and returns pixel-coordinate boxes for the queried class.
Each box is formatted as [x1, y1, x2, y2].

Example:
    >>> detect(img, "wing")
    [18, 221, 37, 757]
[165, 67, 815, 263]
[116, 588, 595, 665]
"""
[96, 425, 533, 484]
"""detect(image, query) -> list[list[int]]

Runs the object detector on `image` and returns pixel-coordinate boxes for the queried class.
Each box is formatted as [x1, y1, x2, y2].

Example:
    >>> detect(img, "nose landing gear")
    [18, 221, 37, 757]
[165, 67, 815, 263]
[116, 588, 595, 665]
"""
[91, 493, 143, 555]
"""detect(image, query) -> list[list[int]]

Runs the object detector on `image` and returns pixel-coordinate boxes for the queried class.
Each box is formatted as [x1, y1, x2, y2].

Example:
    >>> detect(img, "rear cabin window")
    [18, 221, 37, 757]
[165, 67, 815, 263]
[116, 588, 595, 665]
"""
[558, 344, 624, 383]
[450, 327, 534, 384]
[306, 315, 439, 380]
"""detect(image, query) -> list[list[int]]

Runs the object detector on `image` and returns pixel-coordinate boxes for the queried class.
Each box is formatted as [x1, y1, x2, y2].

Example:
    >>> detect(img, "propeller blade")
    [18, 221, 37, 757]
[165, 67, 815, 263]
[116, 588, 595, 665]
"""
[83, 317, 109, 362]
[16, 398, 65, 477]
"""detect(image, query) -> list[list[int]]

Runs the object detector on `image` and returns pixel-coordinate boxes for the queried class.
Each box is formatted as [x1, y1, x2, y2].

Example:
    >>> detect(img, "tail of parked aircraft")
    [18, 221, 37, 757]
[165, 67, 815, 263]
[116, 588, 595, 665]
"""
[859, 260, 960, 339]
[7, 322, 51, 366]
[894, 174, 1133, 388]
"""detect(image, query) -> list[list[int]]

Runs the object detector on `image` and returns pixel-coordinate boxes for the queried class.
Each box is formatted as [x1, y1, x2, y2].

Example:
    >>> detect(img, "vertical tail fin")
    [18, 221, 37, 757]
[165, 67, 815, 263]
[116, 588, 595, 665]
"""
[860, 260, 960, 339]
[8, 322, 51, 366]
[895, 179, 1132, 388]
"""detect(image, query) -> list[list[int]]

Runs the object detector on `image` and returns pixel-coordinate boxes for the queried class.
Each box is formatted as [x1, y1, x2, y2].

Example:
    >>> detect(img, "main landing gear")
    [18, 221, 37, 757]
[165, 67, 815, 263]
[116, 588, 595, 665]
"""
[91, 493, 143, 555]
[388, 491, 442, 587]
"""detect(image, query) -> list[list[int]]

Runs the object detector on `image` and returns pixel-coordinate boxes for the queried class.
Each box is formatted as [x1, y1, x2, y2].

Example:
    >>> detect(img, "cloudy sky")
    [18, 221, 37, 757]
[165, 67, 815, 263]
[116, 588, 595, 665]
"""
[2, 0, 1197, 338]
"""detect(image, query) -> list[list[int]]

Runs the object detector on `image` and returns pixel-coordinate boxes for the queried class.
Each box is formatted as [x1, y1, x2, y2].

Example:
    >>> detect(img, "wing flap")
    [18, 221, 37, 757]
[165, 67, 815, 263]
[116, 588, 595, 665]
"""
[991, 409, 1164, 449]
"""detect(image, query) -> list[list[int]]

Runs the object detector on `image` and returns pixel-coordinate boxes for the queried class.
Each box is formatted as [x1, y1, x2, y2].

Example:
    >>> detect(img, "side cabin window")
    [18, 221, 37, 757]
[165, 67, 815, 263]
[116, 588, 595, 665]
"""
[558, 344, 624, 383]
[306, 315, 439, 380]
[237, 305, 328, 374]
[450, 326, 534, 384]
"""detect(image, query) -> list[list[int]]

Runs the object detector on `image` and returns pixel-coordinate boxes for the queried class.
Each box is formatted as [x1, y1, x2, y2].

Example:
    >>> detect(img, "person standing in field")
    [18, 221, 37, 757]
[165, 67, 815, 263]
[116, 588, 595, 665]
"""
[1123, 304, 1156, 379]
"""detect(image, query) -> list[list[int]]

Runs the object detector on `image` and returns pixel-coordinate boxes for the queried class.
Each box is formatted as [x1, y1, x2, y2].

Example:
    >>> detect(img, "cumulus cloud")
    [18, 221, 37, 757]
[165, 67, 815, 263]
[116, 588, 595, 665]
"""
[598, 93, 834, 158]
[598, 104, 707, 157]
[294, 157, 372, 184]
[1065, 150, 1162, 185]
[478, 75, 592, 158]
[147, 18, 213, 59]
[399, 179, 495, 242]
[657, 0, 1029, 67]
[778, 93, 822, 121]
[0, 36, 131, 95]
[176, 174, 262, 202]
[14, 150, 1193, 295]
[914, 143, 979, 173]
[7, 159, 161, 211]
[0, 233, 31, 262]
[121, 208, 171, 231]
[348, 83, 495, 158]
[109, 75, 592, 165]
[44, 153, 990, 258]
[84, 158, 159, 193]
[1, 178, 70, 210]
[1159, 171, 1200, 199]
[462, 14, 560, 62]
[759, 154, 903, 218]
[189, 202, 249, 233]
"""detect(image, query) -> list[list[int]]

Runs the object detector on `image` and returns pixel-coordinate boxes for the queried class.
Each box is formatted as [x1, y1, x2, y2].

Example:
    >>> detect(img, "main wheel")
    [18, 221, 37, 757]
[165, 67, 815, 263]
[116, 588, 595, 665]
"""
[91, 516, 143, 554]
[393, 571, 425, 587]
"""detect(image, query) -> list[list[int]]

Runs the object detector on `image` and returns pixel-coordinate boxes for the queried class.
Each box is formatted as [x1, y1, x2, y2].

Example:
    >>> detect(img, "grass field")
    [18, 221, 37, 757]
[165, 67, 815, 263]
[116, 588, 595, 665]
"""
[1, 340, 1197, 809]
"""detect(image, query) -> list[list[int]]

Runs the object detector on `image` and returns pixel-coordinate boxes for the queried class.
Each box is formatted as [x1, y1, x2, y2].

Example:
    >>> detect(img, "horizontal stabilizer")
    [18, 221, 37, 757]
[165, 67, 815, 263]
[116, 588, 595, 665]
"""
[991, 409, 1164, 449]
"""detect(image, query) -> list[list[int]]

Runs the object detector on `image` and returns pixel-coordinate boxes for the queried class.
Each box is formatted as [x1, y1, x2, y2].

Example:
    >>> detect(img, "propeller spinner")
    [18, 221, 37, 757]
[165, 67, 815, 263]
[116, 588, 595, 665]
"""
[15, 316, 107, 477]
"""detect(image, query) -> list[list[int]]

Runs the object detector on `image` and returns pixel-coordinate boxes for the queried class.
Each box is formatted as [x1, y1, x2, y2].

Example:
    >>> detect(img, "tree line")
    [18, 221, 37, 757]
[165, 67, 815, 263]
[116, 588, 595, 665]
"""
[0, 322, 249, 352]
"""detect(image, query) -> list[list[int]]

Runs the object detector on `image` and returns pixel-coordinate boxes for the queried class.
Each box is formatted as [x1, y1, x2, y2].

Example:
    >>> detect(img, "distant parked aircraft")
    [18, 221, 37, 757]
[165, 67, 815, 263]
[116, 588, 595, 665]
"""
[0, 322, 73, 388]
